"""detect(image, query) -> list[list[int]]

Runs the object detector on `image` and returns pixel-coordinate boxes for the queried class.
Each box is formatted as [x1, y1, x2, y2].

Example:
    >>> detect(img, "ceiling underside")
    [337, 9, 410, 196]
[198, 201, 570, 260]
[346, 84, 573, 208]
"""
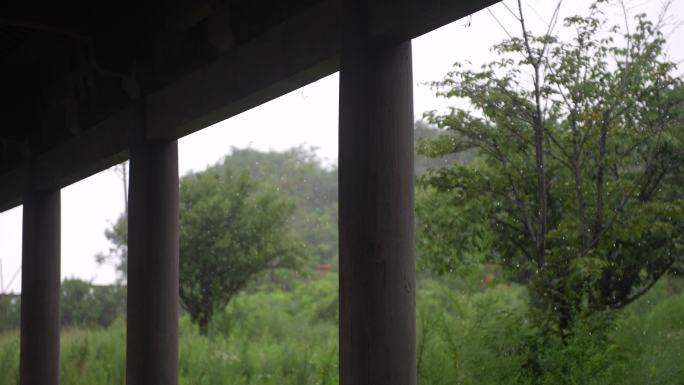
[0, 0, 498, 212]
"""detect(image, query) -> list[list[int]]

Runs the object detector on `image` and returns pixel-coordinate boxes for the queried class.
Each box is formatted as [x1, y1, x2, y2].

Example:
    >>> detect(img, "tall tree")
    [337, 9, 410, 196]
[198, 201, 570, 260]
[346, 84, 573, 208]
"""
[97, 151, 312, 334]
[179, 165, 306, 334]
[97, 147, 334, 286]
[221, 147, 338, 266]
[95, 161, 129, 283]
[0, 294, 20, 332]
[95, 214, 128, 283]
[418, 0, 684, 337]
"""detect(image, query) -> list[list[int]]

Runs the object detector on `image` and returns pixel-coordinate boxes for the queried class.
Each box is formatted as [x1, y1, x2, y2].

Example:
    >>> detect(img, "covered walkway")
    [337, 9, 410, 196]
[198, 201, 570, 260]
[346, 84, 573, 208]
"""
[0, 1, 497, 384]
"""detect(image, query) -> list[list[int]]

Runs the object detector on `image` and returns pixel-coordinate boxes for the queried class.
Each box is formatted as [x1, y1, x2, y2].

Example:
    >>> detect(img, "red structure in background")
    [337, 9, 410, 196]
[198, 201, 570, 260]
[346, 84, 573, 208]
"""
[318, 263, 333, 275]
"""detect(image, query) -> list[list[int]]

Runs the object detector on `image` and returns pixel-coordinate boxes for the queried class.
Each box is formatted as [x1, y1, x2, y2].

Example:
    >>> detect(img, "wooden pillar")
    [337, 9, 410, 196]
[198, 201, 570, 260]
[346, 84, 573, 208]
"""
[126, 132, 179, 385]
[20, 189, 61, 385]
[338, 0, 416, 384]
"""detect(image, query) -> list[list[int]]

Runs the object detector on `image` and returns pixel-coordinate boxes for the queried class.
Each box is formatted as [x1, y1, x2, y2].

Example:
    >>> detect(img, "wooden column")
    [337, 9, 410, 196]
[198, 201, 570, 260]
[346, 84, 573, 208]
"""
[338, 0, 416, 384]
[20, 189, 61, 385]
[126, 132, 179, 385]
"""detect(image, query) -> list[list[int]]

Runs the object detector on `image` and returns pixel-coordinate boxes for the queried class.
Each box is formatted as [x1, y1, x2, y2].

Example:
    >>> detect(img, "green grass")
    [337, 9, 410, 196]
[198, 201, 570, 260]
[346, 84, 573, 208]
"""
[606, 278, 684, 385]
[0, 274, 682, 385]
[0, 332, 18, 385]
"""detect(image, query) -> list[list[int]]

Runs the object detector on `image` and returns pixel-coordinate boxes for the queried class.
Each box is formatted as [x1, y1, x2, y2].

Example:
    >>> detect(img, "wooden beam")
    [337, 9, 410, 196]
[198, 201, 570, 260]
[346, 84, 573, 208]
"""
[20, 189, 61, 385]
[126, 134, 179, 385]
[0, 102, 140, 212]
[0, 164, 28, 213]
[145, 0, 341, 141]
[370, 0, 499, 45]
[146, 0, 499, 141]
[339, 1, 416, 384]
[0, 0, 499, 212]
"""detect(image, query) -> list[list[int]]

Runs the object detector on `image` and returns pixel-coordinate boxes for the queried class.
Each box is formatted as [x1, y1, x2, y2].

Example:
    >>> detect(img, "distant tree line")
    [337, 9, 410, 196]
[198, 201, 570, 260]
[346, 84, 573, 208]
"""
[1, 137, 446, 335]
[0, 278, 126, 332]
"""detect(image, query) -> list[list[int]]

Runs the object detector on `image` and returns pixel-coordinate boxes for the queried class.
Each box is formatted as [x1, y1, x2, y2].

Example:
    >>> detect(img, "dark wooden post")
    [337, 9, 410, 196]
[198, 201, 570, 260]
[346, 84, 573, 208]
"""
[126, 131, 179, 385]
[20, 189, 61, 385]
[338, 0, 416, 384]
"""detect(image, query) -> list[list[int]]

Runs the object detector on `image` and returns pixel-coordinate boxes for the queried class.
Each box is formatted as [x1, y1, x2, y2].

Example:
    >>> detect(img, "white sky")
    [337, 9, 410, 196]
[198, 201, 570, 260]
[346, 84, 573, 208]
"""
[1, 0, 682, 293]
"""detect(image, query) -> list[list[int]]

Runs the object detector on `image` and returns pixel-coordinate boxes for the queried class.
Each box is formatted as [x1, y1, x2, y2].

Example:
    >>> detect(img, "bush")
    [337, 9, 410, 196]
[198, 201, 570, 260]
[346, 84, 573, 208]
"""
[417, 278, 532, 385]
[180, 274, 338, 385]
[0, 332, 18, 385]
[0, 275, 682, 385]
[0, 295, 19, 332]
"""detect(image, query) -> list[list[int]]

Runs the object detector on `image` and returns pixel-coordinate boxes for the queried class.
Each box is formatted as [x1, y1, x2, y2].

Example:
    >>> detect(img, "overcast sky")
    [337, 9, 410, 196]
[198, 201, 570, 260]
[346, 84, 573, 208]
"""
[1, 0, 682, 293]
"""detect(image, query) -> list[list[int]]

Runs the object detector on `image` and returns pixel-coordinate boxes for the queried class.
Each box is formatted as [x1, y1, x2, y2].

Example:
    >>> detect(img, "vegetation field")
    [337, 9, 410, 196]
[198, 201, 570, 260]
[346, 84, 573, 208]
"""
[1, 273, 682, 385]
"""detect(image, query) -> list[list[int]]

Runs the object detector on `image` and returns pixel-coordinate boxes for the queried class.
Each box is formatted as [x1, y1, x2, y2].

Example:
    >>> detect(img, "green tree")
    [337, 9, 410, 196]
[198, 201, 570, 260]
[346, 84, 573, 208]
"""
[95, 162, 129, 283]
[90, 284, 126, 327]
[95, 214, 128, 283]
[221, 147, 338, 267]
[96, 149, 331, 334]
[61, 278, 126, 327]
[418, 0, 684, 338]
[414, 120, 474, 176]
[61, 278, 99, 327]
[179, 164, 307, 334]
[97, 147, 337, 283]
[0, 294, 19, 332]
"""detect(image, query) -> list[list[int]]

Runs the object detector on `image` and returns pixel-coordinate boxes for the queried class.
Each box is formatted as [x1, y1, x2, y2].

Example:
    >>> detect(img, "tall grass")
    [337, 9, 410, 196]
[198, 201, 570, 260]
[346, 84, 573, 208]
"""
[0, 332, 18, 385]
[0, 274, 682, 385]
[179, 276, 338, 385]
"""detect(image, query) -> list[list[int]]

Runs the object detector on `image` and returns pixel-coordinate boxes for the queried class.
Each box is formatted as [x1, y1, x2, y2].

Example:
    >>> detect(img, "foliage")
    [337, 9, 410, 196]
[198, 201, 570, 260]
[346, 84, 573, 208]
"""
[416, 279, 531, 385]
[95, 148, 335, 333]
[60, 279, 102, 327]
[414, 120, 474, 176]
[0, 279, 125, 332]
[219, 147, 338, 267]
[0, 295, 19, 333]
[96, 146, 337, 291]
[416, 187, 490, 277]
[94, 214, 128, 283]
[0, 275, 341, 385]
[418, 0, 684, 338]
[602, 276, 684, 384]
[179, 163, 307, 334]
[179, 274, 339, 385]
[59, 321, 127, 385]
[61, 279, 126, 328]
[0, 332, 18, 385]
[2, 275, 682, 385]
